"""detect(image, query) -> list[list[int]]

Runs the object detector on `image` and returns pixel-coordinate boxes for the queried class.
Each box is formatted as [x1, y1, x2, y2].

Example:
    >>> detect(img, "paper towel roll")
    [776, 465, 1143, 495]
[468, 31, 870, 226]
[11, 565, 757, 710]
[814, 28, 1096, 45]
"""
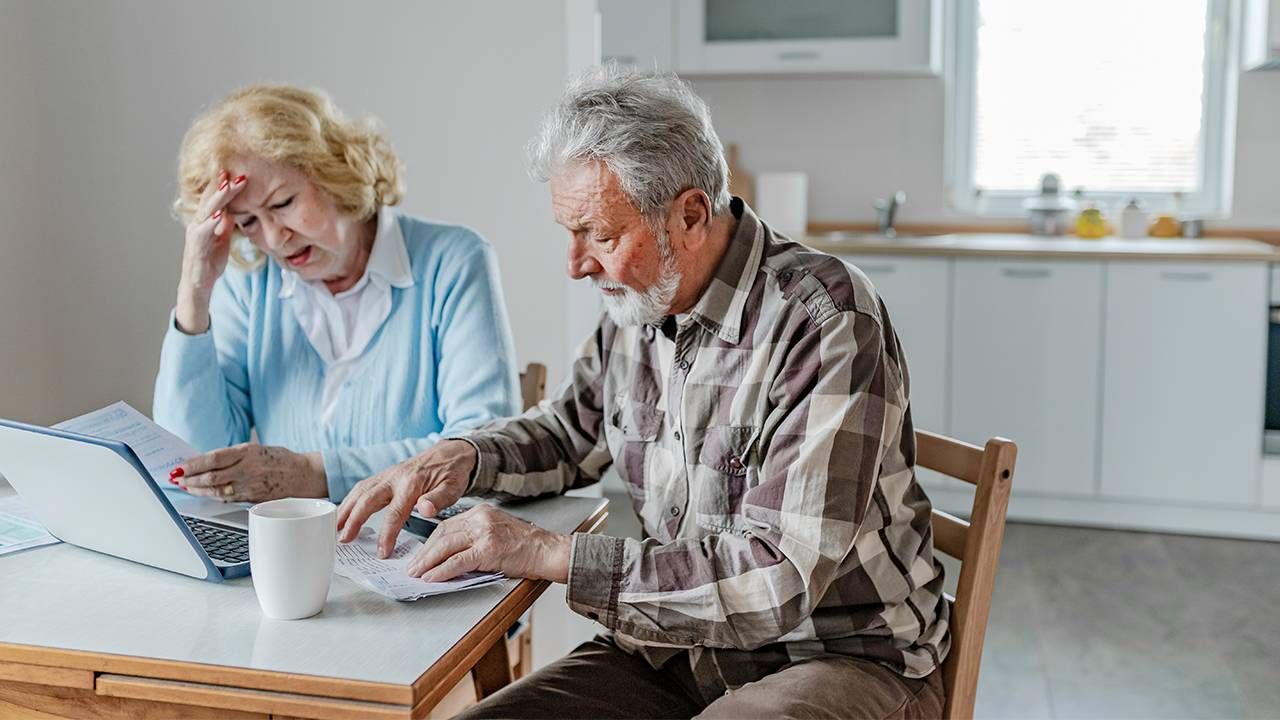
[754, 172, 808, 237]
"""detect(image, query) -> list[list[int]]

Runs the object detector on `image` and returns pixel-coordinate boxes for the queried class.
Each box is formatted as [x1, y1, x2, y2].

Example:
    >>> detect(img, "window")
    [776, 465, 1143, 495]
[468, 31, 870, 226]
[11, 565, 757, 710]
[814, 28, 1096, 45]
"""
[947, 0, 1237, 217]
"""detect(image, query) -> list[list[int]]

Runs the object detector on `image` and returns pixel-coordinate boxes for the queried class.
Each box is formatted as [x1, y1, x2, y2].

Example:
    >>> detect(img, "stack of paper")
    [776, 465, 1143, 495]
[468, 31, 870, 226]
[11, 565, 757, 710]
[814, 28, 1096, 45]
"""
[0, 495, 60, 556]
[335, 527, 504, 601]
[53, 401, 199, 487]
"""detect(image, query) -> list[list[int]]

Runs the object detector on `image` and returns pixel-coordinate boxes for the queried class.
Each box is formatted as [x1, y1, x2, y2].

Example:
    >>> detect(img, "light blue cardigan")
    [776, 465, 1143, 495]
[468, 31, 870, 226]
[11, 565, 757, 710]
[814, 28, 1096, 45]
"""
[153, 210, 521, 500]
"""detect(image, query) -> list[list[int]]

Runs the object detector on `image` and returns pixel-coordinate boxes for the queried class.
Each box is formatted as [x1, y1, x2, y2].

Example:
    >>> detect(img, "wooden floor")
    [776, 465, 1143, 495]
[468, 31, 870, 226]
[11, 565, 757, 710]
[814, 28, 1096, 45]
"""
[603, 489, 1280, 719]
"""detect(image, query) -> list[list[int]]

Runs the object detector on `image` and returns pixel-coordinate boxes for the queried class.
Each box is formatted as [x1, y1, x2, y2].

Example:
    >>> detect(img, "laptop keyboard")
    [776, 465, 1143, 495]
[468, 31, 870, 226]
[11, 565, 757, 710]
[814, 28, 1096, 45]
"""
[181, 516, 249, 564]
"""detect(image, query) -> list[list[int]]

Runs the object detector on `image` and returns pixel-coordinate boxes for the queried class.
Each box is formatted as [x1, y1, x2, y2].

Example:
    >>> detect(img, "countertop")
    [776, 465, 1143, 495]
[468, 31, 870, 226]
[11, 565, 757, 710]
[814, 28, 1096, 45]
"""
[802, 233, 1279, 262]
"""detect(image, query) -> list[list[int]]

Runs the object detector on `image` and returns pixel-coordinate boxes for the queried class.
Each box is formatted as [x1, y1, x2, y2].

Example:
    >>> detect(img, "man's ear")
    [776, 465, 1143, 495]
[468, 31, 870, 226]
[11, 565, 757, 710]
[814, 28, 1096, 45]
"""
[669, 189, 712, 247]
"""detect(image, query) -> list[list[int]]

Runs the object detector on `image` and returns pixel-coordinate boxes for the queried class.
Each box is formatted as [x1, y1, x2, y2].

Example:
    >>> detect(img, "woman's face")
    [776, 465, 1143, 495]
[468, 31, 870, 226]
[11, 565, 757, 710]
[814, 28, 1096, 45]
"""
[224, 155, 372, 292]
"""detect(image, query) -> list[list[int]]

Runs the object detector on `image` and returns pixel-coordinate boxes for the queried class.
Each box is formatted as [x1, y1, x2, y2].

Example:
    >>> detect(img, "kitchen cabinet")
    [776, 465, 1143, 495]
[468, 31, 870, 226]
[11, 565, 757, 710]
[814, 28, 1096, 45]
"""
[840, 255, 955, 490]
[598, 0, 940, 76]
[950, 259, 1104, 498]
[599, 0, 674, 71]
[840, 256, 950, 434]
[1263, 456, 1280, 509]
[802, 234, 1280, 540]
[1243, 0, 1280, 70]
[1099, 262, 1268, 506]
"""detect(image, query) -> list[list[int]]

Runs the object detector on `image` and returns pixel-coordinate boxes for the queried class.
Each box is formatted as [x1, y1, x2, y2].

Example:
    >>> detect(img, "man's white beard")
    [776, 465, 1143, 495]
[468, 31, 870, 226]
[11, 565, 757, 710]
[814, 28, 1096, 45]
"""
[592, 230, 681, 327]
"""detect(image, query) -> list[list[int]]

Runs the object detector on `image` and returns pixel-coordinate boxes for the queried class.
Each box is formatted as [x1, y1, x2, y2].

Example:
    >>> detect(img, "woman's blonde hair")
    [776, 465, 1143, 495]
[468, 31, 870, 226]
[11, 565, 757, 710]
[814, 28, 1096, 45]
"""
[173, 84, 403, 268]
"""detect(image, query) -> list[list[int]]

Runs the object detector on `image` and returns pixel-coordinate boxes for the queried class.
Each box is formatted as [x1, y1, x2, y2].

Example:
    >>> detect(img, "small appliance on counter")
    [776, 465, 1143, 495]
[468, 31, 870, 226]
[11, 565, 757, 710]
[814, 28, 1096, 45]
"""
[1119, 199, 1150, 239]
[1022, 173, 1076, 235]
[755, 171, 808, 238]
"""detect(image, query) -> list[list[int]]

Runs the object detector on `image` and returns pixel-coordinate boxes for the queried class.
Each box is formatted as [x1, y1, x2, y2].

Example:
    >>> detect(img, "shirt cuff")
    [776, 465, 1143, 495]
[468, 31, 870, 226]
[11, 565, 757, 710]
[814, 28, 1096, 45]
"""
[448, 434, 502, 495]
[566, 532, 625, 628]
[169, 308, 212, 337]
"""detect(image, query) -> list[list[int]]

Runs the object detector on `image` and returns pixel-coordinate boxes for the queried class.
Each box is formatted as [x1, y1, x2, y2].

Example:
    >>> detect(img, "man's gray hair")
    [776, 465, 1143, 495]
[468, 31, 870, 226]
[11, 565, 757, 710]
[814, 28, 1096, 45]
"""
[528, 66, 732, 224]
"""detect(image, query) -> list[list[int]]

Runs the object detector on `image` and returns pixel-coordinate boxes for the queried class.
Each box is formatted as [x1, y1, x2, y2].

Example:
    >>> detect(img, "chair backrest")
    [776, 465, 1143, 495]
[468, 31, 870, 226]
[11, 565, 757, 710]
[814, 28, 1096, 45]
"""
[916, 430, 1017, 720]
[518, 363, 548, 412]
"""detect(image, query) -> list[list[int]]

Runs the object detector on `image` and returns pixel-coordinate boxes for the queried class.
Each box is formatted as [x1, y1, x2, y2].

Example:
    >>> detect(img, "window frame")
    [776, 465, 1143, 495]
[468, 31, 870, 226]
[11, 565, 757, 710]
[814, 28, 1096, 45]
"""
[944, 0, 1239, 218]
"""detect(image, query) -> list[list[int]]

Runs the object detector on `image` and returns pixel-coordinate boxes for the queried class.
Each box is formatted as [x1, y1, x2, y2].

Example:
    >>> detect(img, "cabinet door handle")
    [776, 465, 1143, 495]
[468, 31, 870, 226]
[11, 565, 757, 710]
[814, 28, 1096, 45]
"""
[1160, 270, 1212, 282]
[859, 264, 897, 275]
[1001, 268, 1052, 279]
[777, 50, 822, 61]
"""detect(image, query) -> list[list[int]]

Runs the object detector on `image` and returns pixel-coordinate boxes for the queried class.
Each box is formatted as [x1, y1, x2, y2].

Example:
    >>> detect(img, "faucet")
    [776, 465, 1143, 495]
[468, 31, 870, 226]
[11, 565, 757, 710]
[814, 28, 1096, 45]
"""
[874, 191, 907, 237]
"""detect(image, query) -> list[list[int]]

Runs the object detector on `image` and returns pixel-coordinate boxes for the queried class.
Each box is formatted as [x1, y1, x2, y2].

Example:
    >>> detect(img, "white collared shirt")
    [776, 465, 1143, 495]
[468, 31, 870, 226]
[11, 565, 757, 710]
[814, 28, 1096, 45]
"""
[278, 206, 414, 427]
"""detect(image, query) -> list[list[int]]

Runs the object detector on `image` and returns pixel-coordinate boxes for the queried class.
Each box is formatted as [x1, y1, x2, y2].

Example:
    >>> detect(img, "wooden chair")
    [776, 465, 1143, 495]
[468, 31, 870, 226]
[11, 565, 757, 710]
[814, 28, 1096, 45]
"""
[916, 430, 1017, 720]
[519, 363, 547, 414]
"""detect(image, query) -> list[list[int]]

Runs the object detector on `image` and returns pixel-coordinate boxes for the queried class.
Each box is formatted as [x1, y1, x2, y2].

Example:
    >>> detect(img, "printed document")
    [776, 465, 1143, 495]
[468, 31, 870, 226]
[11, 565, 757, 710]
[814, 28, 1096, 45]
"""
[0, 494, 60, 555]
[53, 401, 199, 487]
[336, 527, 504, 601]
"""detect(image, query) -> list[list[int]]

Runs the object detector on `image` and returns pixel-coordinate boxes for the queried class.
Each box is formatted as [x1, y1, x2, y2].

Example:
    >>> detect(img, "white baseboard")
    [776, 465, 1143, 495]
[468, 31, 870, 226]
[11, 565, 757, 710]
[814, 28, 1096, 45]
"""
[925, 485, 1280, 541]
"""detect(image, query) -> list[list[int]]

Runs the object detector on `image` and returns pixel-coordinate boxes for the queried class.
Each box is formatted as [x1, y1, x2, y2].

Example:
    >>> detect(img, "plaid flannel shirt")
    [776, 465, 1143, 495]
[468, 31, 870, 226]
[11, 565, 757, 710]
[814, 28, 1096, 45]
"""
[462, 199, 949, 698]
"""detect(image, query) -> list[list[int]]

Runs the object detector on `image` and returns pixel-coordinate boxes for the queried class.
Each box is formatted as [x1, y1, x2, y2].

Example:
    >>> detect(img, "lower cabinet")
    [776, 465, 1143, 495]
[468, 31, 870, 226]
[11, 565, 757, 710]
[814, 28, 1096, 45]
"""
[949, 258, 1104, 497]
[840, 255, 951, 435]
[841, 255, 955, 490]
[1099, 262, 1267, 506]
[825, 247, 1274, 535]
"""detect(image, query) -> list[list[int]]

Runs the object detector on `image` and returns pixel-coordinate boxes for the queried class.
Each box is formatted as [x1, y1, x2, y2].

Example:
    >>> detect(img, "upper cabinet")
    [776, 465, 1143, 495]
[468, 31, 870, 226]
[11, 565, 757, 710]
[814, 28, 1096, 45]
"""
[599, 0, 674, 71]
[1243, 0, 1280, 70]
[600, 0, 941, 76]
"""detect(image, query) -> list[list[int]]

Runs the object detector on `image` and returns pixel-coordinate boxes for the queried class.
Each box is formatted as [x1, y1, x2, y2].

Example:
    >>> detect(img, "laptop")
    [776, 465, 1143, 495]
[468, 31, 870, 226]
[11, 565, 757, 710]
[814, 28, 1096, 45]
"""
[0, 418, 250, 582]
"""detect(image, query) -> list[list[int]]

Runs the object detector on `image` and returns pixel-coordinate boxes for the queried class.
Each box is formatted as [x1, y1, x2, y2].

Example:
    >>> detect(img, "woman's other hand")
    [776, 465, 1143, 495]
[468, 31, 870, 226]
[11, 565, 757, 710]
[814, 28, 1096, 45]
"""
[170, 443, 327, 502]
[175, 170, 247, 334]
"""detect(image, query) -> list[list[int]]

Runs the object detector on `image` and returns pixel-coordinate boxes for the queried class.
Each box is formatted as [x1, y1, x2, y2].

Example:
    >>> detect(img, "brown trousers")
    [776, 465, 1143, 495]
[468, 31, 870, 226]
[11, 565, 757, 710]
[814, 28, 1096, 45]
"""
[456, 637, 945, 720]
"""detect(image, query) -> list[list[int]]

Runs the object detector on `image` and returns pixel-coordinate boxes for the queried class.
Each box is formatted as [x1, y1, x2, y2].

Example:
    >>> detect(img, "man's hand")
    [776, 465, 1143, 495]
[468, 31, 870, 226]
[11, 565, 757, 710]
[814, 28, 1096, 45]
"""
[406, 504, 571, 583]
[173, 444, 326, 502]
[336, 439, 477, 558]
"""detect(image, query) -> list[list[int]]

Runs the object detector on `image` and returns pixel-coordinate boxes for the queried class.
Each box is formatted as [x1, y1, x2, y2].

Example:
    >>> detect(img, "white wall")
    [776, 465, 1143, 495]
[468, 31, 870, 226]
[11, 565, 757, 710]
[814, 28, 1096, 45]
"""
[691, 70, 1280, 229]
[0, 0, 593, 426]
[0, 1, 55, 423]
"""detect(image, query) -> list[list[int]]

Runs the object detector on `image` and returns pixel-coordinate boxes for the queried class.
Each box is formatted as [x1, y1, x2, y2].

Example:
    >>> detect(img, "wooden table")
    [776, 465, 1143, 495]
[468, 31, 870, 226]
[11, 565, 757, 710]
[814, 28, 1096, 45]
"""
[0, 488, 606, 719]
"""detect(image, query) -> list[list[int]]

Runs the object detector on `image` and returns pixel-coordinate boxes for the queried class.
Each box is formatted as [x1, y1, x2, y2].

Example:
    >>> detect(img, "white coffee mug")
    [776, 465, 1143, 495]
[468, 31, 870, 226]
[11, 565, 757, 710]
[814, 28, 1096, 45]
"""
[249, 498, 336, 620]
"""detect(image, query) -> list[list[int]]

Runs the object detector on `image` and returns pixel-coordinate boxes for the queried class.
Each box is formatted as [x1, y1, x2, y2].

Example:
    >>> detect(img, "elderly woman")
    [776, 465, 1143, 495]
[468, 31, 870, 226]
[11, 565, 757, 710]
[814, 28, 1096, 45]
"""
[154, 84, 520, 504]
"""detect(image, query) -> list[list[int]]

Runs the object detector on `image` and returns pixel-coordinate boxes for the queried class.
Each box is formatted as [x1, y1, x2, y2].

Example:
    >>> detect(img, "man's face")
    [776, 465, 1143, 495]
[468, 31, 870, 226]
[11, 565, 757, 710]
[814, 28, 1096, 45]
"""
[550, 161, 681, 326]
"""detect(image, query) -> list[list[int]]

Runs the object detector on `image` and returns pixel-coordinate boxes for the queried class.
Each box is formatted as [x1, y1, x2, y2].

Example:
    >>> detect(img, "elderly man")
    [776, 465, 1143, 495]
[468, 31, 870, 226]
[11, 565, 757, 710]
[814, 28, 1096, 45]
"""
[337, 68, 948, 719]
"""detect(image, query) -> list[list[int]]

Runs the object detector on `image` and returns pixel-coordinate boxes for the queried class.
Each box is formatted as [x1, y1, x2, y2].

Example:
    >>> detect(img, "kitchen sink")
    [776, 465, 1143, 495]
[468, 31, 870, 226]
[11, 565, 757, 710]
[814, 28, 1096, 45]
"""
[810, 232, 956, 246]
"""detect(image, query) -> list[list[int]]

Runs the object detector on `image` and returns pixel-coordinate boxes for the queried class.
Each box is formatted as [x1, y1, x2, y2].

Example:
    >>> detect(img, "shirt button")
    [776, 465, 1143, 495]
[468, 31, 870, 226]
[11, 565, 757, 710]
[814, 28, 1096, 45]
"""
[779, 271, 792, 283]
[670, 506, 681, 517]
[678, 359, 690, 371]
[674, 430, 682, 441]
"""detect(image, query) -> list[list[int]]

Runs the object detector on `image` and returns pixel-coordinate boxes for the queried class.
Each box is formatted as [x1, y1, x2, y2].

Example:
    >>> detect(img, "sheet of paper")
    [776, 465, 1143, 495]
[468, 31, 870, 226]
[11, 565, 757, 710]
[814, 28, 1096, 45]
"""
[0, 495, 60, 555]
[335, 527, 504, 601]
[53, 401, 199, 486]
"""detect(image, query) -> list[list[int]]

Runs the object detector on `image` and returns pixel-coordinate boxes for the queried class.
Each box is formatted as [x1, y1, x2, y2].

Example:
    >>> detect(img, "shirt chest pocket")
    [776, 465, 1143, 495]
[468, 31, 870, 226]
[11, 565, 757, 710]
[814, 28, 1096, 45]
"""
[603, 397, 664, 490]
[693, 424, 760, 533]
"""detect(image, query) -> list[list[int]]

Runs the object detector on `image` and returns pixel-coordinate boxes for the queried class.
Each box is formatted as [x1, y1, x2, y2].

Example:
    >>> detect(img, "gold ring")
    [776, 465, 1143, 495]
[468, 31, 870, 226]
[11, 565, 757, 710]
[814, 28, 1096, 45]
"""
[222, 484, 235, 497]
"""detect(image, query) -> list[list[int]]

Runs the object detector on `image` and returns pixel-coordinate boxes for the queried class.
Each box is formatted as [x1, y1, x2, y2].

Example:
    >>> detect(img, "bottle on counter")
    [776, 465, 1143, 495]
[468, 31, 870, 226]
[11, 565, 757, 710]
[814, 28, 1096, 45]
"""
[1119, 198, 1149, 239]
[1148, 214, 1180, 238]
[1074, 189, 1108, 239]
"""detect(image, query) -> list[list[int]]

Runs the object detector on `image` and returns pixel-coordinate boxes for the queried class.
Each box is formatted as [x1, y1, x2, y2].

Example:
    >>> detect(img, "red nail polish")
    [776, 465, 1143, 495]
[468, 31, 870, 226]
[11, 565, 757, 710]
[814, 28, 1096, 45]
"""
[212, 209, 223, 221]
[170, 467, 184, 479]
[233, 175, 247, 185]
[218, 177, 230, 191]
[179, 485, 187, 491]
